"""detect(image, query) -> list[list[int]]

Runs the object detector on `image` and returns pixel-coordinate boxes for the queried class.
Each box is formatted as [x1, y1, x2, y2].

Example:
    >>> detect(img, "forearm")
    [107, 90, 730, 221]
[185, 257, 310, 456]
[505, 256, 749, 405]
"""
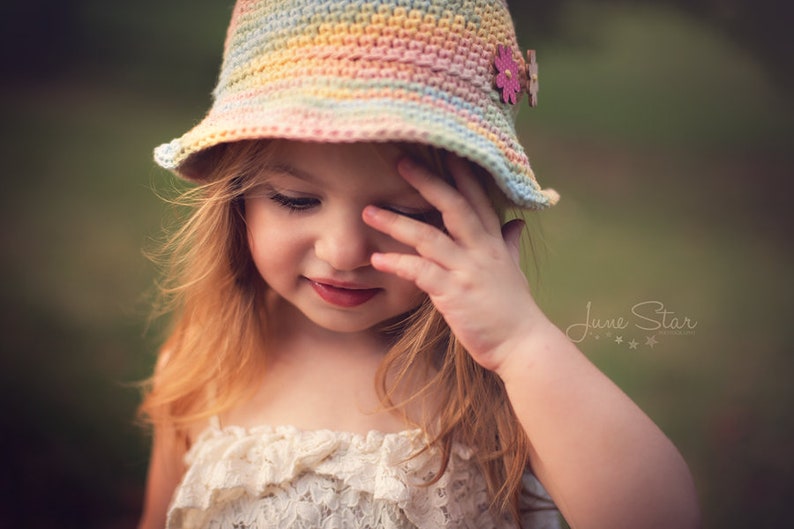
[361, 151, 700, 526]
[498, 315, 700, 529]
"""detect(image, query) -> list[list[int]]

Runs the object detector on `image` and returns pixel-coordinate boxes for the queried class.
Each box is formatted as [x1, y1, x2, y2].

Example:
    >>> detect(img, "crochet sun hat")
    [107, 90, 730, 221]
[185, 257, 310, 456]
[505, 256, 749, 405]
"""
[154, 0, 559, 209]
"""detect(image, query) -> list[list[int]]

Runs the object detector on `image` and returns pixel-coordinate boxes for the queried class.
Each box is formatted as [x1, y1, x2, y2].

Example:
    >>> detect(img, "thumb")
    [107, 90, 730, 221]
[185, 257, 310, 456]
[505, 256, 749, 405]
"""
[501, 218, 525, 267]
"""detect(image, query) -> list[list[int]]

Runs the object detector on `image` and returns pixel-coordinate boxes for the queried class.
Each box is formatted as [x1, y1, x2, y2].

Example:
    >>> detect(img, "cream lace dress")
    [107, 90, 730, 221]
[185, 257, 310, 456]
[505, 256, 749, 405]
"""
[167, 418, 560, 528]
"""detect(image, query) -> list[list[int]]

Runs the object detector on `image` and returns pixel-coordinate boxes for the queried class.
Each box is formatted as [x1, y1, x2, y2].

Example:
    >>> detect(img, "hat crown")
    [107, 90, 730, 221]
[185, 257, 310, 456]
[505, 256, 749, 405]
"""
[215, 0, 520, 101]
[154, 0, 559, 209]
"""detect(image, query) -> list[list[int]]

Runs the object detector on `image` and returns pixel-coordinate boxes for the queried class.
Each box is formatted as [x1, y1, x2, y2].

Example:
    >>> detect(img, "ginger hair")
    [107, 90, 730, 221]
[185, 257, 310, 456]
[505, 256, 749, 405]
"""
[138, 139, 545, 523]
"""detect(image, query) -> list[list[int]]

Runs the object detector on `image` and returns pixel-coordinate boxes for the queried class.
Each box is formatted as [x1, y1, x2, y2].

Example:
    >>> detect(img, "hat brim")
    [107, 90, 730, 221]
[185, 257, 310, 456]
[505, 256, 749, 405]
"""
[155, 81, 559, 209]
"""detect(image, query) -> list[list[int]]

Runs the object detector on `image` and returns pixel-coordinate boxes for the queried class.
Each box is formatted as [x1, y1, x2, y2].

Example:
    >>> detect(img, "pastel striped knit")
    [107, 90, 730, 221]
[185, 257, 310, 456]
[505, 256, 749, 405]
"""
[154, 0, 559, 209]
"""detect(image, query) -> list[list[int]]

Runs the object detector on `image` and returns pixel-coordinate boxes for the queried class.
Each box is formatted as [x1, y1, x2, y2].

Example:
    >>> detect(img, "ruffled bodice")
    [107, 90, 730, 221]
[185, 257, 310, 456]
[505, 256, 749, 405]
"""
[167, 422, 559, 529]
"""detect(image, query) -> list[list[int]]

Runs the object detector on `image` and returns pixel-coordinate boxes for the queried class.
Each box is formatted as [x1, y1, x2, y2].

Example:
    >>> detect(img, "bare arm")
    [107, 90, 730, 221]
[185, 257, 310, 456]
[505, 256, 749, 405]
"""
[495, 309, 701, 529]
[138, 424, 185, 529]
[363, 153, 701, 529]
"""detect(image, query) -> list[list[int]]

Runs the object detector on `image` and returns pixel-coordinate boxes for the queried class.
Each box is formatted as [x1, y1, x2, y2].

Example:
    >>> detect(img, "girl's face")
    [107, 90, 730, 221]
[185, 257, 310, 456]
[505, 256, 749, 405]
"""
[244, 141, 437, 335]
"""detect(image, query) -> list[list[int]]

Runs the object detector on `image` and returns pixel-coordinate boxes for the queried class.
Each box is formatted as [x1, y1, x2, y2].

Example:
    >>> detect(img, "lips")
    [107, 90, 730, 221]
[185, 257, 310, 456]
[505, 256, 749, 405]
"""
[308, 279, 381, 308]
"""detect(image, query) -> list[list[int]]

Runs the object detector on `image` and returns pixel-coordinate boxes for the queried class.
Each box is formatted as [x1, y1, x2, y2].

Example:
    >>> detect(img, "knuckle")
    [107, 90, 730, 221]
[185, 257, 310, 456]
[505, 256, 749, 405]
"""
[395, 254, 416, 278]
[456, 271, 477, 293]
[447, 193, 469, 212]
[414, 224, 438, 248]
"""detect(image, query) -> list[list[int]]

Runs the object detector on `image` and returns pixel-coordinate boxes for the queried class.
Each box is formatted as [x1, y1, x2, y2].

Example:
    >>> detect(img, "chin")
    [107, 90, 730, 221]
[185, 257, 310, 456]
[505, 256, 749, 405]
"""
[309, 306, 419, 336]
[311, 315, 392, 335]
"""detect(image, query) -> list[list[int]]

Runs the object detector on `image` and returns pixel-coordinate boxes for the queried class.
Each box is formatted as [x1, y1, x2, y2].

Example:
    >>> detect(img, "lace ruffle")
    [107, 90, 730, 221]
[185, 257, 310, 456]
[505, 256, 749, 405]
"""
[167, 424, 558, 529]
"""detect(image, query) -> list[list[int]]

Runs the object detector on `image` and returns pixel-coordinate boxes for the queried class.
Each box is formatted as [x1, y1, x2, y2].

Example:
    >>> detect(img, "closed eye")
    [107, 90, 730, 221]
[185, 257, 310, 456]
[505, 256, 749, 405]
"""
[268, 192, 319, 212]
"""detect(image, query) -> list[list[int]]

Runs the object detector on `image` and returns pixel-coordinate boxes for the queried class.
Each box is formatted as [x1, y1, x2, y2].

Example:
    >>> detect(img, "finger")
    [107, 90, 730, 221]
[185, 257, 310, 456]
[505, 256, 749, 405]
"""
[446, 154, 503, 236]
[370, 252, 449, 298]
[501, 218, 525, 268]
[362, 205, 461, 266]
[396, 158, 488, 245]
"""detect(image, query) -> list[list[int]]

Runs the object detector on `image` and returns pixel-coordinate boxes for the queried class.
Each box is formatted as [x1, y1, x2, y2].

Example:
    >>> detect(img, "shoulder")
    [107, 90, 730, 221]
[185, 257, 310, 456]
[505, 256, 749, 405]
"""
[138, 421, 187, 529]
[138, 348, 191, 529]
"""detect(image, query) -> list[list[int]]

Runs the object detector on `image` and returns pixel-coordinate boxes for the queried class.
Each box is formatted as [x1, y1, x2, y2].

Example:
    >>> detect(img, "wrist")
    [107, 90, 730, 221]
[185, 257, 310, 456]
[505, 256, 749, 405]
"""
[493, 314, 574, 386]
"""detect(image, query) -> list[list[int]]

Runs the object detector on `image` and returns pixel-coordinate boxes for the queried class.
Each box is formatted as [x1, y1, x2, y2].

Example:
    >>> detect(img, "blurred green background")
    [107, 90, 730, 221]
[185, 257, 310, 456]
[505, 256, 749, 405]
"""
[0, 1, 791, 527]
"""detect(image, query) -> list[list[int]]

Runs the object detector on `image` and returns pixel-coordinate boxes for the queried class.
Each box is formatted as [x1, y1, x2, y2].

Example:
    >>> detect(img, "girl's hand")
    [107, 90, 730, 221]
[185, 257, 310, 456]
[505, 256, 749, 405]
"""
[364, 155, 703, 529]
[362, 154, 546, 374]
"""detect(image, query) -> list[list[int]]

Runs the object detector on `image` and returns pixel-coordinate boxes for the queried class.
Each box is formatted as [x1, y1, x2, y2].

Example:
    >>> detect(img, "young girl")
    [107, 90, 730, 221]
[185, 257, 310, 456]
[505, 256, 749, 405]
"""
[138, 1, 700, 528]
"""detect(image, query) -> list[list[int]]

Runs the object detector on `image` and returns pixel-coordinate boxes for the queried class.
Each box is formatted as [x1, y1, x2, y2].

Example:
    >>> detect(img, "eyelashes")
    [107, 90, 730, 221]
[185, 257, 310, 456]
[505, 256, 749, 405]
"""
[266, 190, 439, 224]
[267, 191, 319, 212]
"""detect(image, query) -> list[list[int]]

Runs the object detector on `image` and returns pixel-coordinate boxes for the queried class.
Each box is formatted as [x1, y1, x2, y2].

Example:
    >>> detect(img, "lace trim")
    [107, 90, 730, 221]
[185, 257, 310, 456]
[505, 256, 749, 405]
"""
[167, 423, 558, 529]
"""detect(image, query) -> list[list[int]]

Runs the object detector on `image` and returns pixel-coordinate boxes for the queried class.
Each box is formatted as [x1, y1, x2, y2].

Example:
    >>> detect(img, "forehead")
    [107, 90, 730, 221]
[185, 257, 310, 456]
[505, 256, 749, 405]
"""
[254, 141, 419, 196]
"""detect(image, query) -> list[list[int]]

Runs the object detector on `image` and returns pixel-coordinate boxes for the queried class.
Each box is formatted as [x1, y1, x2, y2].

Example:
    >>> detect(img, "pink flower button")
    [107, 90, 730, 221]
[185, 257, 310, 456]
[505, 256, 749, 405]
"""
[494, 44, 521, 105]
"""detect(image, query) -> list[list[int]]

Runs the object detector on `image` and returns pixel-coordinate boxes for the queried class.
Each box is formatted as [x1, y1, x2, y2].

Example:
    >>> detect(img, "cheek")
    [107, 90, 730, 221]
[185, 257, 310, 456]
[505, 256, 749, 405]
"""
[248, 227, 291, 268]
[374, 230, 421, 257]
[245, 206, 289, 274]
[246, 201, 284, 247]
[388, 274, 426, 307]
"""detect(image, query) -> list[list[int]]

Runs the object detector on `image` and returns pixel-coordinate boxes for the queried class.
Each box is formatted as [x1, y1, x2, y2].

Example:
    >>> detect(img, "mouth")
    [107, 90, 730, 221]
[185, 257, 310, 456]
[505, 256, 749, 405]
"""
[307, 279, 382, 308]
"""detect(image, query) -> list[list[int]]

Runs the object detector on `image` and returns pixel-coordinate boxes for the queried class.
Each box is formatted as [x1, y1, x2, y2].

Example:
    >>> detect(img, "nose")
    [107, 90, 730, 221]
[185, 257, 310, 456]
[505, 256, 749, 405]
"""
[314, 211, 375, 271]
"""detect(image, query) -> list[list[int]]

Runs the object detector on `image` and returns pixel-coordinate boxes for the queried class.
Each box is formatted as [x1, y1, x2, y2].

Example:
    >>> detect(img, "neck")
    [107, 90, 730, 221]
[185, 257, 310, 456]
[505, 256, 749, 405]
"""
[221, 292, 409, 434]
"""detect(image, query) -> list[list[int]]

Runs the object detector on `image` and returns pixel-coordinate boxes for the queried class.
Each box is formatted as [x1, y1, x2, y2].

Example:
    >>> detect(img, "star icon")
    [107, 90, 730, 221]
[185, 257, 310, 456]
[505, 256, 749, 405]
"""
[628, 339, 639, 350]
[614, 336, 623, 344]
[595, 334, 600, 340]
[645, 335, 658, 348]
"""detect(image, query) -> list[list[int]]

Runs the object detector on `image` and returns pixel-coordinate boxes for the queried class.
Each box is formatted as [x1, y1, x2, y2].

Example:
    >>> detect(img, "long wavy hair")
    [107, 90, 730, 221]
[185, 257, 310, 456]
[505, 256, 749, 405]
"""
[138, 139, 547, 523]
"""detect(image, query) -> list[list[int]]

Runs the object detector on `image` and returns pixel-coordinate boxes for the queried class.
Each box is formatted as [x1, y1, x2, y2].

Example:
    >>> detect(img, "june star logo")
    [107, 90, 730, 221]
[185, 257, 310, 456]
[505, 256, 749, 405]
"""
[565, 300, 698, 349]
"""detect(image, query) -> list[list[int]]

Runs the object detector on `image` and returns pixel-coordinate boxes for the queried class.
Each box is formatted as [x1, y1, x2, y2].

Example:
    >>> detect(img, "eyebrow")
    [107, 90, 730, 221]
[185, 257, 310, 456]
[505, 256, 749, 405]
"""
[256, 161, 427, 202]
[258, 163, 318, 183]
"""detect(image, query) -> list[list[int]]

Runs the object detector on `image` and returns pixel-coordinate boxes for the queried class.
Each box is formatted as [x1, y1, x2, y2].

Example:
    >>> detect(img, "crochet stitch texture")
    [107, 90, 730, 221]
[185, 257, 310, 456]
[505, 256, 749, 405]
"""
[154, 0, 559, 209]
